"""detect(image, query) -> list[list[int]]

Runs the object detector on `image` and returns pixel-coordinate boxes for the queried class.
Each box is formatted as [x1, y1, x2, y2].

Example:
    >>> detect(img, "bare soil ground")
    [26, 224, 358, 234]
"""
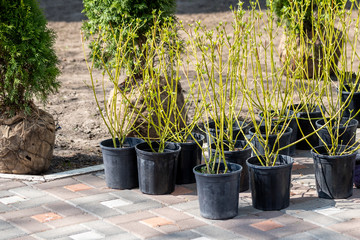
[39, 0, 255, 173]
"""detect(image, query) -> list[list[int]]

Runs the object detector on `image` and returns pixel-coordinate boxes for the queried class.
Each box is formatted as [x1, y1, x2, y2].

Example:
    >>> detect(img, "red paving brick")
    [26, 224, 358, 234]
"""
[141, 217, 174, 227]
[63, 183, 93, 192]
[250, 220, 285, 231]
[31, 212, 63, 223]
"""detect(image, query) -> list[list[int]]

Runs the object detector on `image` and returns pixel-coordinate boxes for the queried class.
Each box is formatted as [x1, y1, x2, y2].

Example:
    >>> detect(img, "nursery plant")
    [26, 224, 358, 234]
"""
[0, 0, 60, 174]
[308, 0, 360, 199]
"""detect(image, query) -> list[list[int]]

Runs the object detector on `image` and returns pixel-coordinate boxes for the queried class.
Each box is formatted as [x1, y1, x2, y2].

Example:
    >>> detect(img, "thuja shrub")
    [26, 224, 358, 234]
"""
[82, 0, 176, 74]
[0, 0, 60, 115]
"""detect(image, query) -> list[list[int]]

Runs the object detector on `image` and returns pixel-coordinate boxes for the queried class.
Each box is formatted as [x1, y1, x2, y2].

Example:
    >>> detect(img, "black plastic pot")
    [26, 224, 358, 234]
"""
[315, 118, 358, 146]
[135, 142, 181, 195]
[311, 145, 357, 199]
[341, 84, 360, 127]
[206, 118, 249, 144]
[176, 133, 205, 185]
[354, 155, 360, 188]
[100, 137, 144, 189]
[193, 162, 242, 220]
[287, 104, 322, 150]
[248, 125, 292, 156]
[259, 111, 298, 156]
[247, 155, 294, 211]
[210, 140, 251, 192]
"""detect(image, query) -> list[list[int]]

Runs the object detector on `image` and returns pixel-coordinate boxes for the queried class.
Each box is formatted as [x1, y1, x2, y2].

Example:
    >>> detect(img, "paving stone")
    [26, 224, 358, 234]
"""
[0, 227, 27, 240]
[192, 225, 246, 240]
[250, 219, 285, 231]
[0, 203, 15, 213]
[45, 213, 98, 228]
[110, 190, 150, 203]
[294, 211, 344, 227]
[266, 219, 318, 238]
[0, 207, 48, 220]
[34, 224, 89, 240]
[150, 207, 192, 222]
[0, 195, 27, 205]
[171, 200, 199, 211]
[77, 202, 122, 218]
[280, 232, 317, 240]
[43, 201, 85, 217]
[106, 211, 156, 225]
[115, 200, 163, 214]
[0, 190, 15, 198]
[104, 233, 140, 240]
[141, 216, 174, 228]
[343, 228, 360, 239]
[64, 183, 93, 192]
[118, 221, 163, 239]
[11, 236, 38, 240]
[101, 199, 131, 208]
[34, 178, 80, 190]
[11, 195, 59, 209]
[69, 231, 104, 240]
[0, 181, 26, 191]
[10, 217, 52, 233]
[31, 212, 63, 223]
[329, 218, 360, 233]
[69, 193, 117, 206]
[227, 224, 276, 240]
[314, 206, 343, 216]
[307, 227, 356, 240]
[42, 187, 83, 200]
[9, 186, 47, 199]
[81, 220, 126, 236]
[73, 174, 107, 189]
[147, 230, 202, 240]
[0, 219, 13, 230]
[147, 194, 188, 205]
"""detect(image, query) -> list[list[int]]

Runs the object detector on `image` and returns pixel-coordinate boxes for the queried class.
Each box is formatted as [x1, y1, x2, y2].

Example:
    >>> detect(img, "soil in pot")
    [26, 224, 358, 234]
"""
[100, 137, 144, 189]
[287, 104, 322, 150]
[210, 140, 251, 192]
[259, 111, 298, 156]
[247, 155, 294, 211]
[193, 162, 242, 220]
[176, 133, 205, 185]
[311, 145, 357, 199]
[249, 125, 292, 156]
[135, 142, 181, 195]
[315, 118, 358, 146]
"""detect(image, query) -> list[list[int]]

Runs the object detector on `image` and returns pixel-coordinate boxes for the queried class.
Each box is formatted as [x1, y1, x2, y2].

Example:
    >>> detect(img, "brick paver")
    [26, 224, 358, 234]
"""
[0, 152, 359, 240]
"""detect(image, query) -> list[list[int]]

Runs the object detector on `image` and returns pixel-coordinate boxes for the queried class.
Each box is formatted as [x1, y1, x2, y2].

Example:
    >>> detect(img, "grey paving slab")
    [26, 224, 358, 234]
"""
[0, 219, 13, 230]
[10, 195, 59, 209]
[280, 232, 317, 240]
[115, 199, 164, 214]
[0, 227, 27, 240]
[104, 233, 141, 240]
[9, 186, 47, 199]
[293, 210, 345, 227]
[77, 202, 123, 218]
[192, 225, 247, 240]
[147, 230, 202, 240]
[68, 193, 117, 206]
[34, 224, 89, 239]
[110, 189, 152, 203]
[307, 227, 357, 240]
[81, 220, 126, 236]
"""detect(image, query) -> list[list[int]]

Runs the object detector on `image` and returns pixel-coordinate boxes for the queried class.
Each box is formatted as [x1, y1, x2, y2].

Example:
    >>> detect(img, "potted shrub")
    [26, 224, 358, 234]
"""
[309, 0, 360, 199]
[239, 2, 299, 211]
[0, 0, 60, 174]
[83, 21, 146, 189]
[187, 5, 250, 219]
[270, 0, 344, 78]
[132, 17, 183, 195]
[82, 0, 186, 139]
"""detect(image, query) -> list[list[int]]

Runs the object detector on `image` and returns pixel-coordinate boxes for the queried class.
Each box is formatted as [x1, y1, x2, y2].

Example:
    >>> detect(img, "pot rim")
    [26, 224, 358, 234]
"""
[193, 162, 242, 178]
[100, 137, 144, 150]
[246, 155, 294, 170]
[310, 145, 358, 158]
[135, 141, 181, 155]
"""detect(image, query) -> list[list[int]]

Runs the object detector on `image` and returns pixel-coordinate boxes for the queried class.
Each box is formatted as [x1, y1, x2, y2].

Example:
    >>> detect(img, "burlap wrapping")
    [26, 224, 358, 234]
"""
[279, 29, 343, 78]
[0, 105, 55, 174]
[107, 77, 187, 139]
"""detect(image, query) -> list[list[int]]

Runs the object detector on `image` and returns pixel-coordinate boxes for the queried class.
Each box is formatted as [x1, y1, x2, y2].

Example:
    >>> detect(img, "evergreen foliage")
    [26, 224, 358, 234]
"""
[0, 0, 60, 115]
[82, 0, 177, 74]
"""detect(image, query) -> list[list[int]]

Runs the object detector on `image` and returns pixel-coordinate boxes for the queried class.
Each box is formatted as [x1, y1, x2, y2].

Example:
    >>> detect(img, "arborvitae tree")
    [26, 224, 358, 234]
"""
[0, 0, 60, 115]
